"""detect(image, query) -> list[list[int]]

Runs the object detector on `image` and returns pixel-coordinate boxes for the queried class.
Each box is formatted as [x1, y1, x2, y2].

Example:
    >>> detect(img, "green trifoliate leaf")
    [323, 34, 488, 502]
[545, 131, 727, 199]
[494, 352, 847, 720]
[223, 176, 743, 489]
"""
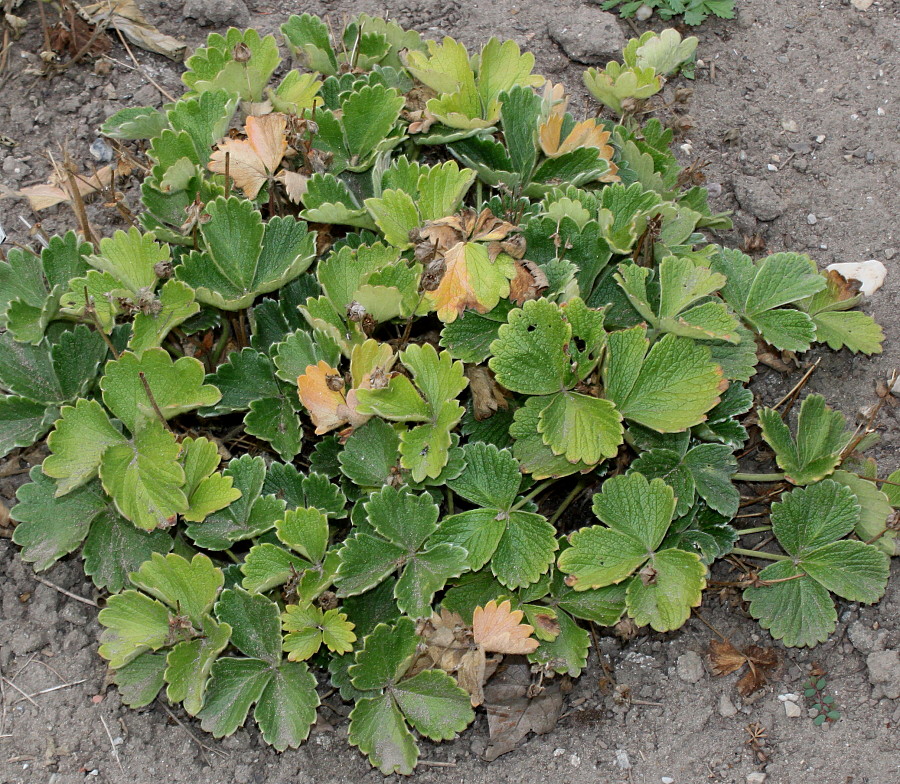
[179, 436, 242, 523]
[87, 227, 169, 294]
[510, 397, 594, 479]
[277, 506, 330, 563]
[433, 508, 556, 589]
[0, 326, 107, 405]
[385, 344, 467, 482]
[165, 617, 232, 715]
[240, 544, 310, 594]
[98, 590, 172, 668]
[616, 257, 739, 343]
[603, 326, 725, 432]
[0, 233, 88, 343]
[349, 617, 418, 691]
[349, 692, 418, 775]
[391, 669, 474, 740]
[366, 485, 440, 550]
[663, 505, 737, 565]
[83, 508, 173, 593]
[263, 463, 346, 518]
[183, 29, 280, 101]
[0, 397, 58, 458]
[338, 418, 401, 488]
[176, 198, 316, 310]
[282, 603, 356, 661]
[129, 280, 200, 355]
[99, 421, 187, 531]
[711, 248, 825, 351]
[11, 469, 105, 570]
[112, 653, 167, 708]
[528, 608, 590, 677]
[632, 29, 698, 75]
[130, 552, 223, 625]
[744, 560, 836, 648]
[273, 328, 342, 384]
[245, 396, 303, 461]
[489, 299, 571, 395]
[538, 391, 623, 465]
[448, 442, 522, 510]
[745, 481, 890, 647]
[185, 455, 286, 549]
[43, 399, 127, 495]
[631, 443, 739, 517]
[559, 473, 691, 603]
[795, 272, 884, 355]
[757, 394, 851, 485]
[625, 548, 706, 632]
[338, 486, 467, 616]
[203, 348, 281, 414]
[101, 349, 220, 433]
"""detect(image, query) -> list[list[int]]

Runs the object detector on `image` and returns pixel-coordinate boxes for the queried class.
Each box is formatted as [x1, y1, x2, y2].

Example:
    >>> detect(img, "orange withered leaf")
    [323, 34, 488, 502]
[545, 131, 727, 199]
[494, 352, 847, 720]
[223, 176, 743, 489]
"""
[473, 600, 540, 655]
[208, 113, 288, 199]
[296, 360, 368, 435]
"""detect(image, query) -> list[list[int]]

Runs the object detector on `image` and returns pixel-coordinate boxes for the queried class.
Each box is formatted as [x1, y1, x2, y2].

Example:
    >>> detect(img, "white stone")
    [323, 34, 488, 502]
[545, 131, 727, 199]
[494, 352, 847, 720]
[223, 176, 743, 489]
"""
[784, 701, 802, 718]
[635, 3, 654, 20]
[615, 749, 632, 770]
[746, 773, 768, 784]
[826, 259, 887, 296]
[807, 213, 818, 225]
[662, 778, 675, 784]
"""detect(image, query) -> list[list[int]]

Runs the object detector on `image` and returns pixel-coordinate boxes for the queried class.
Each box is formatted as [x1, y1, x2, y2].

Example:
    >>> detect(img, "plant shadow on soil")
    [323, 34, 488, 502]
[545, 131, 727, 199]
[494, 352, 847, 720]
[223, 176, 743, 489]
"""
[1, 0, 899, 782]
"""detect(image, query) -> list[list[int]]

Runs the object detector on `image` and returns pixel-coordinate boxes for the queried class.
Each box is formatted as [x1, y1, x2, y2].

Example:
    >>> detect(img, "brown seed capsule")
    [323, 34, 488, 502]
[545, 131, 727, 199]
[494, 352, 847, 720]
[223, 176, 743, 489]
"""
[325, 373, 344, 392]
[233, 43, 252, 63]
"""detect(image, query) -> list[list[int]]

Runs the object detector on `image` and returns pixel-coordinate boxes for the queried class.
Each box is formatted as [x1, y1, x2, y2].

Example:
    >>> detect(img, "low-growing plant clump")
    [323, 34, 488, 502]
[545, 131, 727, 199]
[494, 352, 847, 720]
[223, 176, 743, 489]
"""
[1, 14, 895, 774]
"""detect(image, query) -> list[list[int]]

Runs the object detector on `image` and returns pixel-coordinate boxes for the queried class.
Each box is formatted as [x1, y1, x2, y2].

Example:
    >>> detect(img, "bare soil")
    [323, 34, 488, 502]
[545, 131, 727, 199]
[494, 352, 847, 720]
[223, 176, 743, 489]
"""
[1, 1, 898, 782]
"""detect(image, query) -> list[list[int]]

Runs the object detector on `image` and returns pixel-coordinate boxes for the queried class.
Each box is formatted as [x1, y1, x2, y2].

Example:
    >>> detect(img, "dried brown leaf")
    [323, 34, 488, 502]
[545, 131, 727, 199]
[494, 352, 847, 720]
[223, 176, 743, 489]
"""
[508, 259, 549, 305]
[482, 662, 564, 761]
[466, 366, 509, 421]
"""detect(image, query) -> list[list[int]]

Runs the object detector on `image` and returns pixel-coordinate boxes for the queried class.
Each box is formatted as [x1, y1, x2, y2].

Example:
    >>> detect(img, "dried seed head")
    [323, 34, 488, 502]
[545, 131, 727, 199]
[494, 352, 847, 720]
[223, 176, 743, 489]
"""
[232, 43, 252, 63]
[346, 301, 367, 322]
[325, 373, 344, 392]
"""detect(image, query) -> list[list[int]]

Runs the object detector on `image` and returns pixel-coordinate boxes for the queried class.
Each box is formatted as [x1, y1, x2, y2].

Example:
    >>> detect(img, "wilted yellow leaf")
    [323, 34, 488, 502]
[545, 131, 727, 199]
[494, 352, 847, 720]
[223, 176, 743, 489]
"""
[538, 83, 618, 181]
[208, 113, 288, 199]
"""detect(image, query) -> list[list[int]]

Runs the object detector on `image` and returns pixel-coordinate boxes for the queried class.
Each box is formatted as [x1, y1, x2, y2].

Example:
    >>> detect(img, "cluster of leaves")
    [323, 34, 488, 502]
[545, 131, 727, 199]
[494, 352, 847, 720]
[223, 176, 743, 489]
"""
[601, 0, 736, 27]
[803, 673, 841, 726]
[2, 14, 893, 775]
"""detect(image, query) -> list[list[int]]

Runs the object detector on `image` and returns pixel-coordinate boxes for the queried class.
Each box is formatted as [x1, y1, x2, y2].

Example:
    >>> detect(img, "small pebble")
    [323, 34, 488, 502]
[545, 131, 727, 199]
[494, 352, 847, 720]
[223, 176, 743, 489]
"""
[718, 693, 739, 718]
[766, 163, 778, 171]
[635, 3, 653, 20]
[746, 773, 767, 784]
[884, 248, 896, 260]
[876, 106, 885, 116]
[815, 134, 826, 143]
[615, 749, 632, 770]
[807, 213, 817, 225]
[781, 119, 798, 132]
[662, 778, 675, 784]
[784, 701, 802, 718]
